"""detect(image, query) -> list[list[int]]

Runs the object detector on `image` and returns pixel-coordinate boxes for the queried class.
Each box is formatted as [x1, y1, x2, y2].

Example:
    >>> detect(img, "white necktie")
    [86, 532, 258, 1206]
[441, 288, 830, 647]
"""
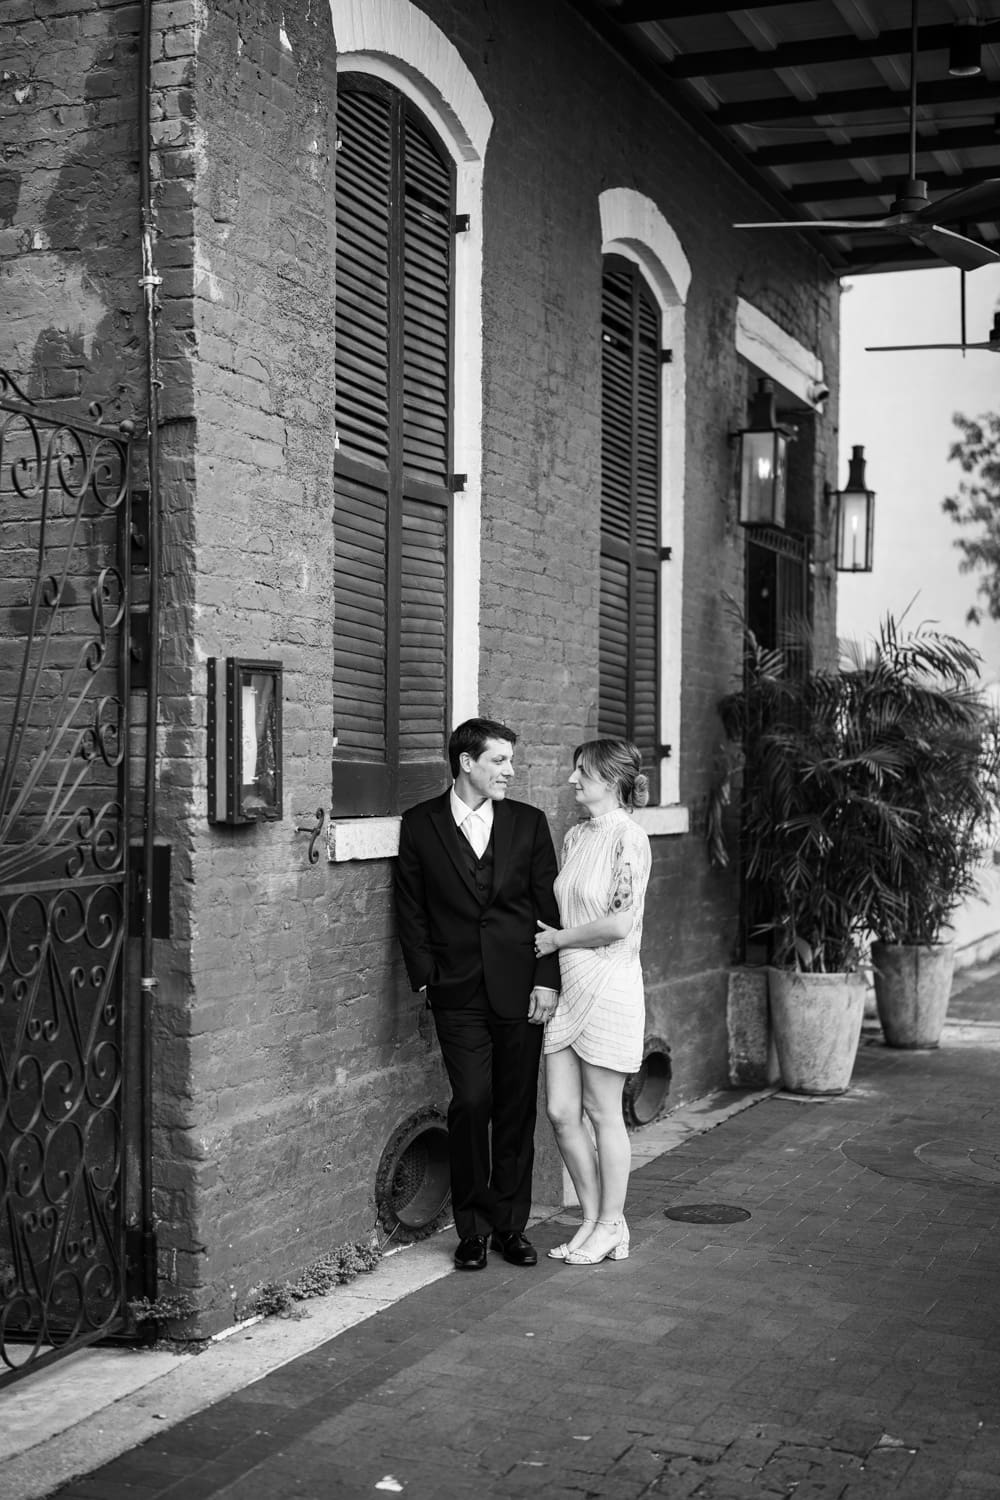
[462, 810, 488, 859]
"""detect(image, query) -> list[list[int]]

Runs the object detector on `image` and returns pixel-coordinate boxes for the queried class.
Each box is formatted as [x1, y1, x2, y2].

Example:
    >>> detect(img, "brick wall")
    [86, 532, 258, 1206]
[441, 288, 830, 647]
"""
[1, 0, 842, 1333]
[418, 0, 841, 1106]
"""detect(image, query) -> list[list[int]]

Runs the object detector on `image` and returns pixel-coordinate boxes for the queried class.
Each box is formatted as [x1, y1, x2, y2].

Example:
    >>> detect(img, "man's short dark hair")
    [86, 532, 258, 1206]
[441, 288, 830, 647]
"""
[448, 718, 518, 778]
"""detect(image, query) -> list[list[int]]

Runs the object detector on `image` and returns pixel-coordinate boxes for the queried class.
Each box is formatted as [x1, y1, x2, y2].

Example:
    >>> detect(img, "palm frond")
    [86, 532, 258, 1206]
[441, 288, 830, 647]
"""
[714, 609, 1000, 965]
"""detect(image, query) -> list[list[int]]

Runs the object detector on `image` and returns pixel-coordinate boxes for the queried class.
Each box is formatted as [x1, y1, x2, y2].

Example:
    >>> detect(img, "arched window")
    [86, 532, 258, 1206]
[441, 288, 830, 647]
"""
[599, 255, 662, 799]
[332, 75, 456, 815]
[599, 188, 688, 827]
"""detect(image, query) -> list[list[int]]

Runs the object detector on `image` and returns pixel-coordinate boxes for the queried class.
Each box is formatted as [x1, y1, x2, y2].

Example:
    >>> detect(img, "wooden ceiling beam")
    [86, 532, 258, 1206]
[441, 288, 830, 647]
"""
[785, 166, 999, 202]
[614, 0, 803, 19]
[716, 76, 998, 124]
[666, 19, 1000, 76]
[751, 121, 1000, 166]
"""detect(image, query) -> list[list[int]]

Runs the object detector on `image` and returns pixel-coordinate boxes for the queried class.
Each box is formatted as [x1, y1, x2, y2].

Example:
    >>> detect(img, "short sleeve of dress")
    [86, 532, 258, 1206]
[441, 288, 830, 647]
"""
[607, 823, 651, 916]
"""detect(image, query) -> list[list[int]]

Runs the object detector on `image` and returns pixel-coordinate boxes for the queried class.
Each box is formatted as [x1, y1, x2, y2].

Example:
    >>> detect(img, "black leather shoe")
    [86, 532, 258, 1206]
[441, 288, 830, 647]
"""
[489, 1230, 538, 1267]
[454, 1235, 488, 1270]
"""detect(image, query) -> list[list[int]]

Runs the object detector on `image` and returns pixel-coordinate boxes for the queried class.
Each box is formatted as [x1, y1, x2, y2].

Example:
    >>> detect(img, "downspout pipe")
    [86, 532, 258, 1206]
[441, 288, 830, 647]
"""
[137, 0, 162, 1303]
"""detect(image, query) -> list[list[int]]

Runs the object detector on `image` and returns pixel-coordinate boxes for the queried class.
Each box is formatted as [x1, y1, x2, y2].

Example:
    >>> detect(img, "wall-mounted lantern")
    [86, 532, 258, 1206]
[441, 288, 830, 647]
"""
[737, 378, 793, 528]
[833, 445, 875, 573]
[207, 658, 283, 824]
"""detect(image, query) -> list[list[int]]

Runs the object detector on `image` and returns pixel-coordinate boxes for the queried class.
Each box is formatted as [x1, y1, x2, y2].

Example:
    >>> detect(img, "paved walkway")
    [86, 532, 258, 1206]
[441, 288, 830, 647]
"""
[6, 964, 1000, 1500]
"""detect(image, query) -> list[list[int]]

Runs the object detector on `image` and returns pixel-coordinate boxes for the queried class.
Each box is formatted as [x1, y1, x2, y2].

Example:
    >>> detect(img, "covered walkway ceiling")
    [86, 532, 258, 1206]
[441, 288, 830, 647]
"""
[574, 0, 1000, 273]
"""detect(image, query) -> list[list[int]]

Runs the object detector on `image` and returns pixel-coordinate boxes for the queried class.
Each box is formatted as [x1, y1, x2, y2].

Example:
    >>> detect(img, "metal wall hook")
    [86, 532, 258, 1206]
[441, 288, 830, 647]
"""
[295, 807, 326, 864]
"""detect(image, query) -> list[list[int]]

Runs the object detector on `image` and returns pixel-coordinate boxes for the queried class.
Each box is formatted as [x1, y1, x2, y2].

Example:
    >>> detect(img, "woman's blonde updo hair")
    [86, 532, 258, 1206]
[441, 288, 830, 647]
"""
[573, 737, 650, 811]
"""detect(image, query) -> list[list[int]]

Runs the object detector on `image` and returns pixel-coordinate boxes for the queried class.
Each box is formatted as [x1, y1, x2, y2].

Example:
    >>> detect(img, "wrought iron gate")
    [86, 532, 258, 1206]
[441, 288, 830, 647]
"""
[0, 372, 136, 1383]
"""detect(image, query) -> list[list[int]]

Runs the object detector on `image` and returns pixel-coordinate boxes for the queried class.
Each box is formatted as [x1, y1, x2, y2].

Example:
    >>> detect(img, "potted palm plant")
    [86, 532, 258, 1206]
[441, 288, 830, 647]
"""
[713, 629, 884, 1094]
[712, 614, 1000, 1082]
[843, 617, 1000, 1048]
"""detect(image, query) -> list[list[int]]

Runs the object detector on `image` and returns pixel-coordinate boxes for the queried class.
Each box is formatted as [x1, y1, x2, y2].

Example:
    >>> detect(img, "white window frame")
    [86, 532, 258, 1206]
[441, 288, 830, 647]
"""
[599, 189, 690, 837]
[328, 0, 491, 860]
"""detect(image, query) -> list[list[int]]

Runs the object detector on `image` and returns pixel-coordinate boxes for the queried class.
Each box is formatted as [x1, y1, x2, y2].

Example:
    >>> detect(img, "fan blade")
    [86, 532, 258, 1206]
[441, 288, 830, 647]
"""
[904, 224, 1000, 271]
[733, 218, 894, 231]
[916, 178, 1000, 225]
[864, 342, 981, 352]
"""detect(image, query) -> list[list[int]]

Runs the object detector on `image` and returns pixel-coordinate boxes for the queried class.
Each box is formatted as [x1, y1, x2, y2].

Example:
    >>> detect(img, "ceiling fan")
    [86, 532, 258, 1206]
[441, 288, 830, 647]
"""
[733, 0, 1000, 272]
[866, 309, 1000, 353]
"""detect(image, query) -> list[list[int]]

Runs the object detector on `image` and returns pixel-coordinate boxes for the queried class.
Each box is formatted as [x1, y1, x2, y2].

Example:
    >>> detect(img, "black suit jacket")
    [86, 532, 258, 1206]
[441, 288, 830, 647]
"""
[395, 792, 561, 1016]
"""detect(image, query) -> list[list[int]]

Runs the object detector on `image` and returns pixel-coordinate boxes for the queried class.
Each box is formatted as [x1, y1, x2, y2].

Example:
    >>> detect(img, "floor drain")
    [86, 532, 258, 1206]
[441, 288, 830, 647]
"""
[663, 1203, 751, 1223]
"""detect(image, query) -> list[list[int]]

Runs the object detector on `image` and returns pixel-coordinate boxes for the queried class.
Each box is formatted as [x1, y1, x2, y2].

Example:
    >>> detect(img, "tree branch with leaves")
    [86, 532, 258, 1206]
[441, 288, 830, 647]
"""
[942, 411, 1000, 625]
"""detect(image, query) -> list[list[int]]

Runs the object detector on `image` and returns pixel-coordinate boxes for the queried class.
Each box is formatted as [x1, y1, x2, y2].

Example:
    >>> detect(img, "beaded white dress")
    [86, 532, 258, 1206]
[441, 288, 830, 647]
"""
[543, 808, 652, 1072]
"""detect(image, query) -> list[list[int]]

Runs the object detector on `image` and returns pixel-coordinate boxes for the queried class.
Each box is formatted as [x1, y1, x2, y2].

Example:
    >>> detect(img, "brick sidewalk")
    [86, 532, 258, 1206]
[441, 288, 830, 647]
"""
[42, 979, 1000, 1500]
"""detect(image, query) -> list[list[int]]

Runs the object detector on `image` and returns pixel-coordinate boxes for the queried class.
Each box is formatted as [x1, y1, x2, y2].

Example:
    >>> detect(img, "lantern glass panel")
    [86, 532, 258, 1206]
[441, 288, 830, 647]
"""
[836, 488, 874, 572]
[740, 430, 788, 528]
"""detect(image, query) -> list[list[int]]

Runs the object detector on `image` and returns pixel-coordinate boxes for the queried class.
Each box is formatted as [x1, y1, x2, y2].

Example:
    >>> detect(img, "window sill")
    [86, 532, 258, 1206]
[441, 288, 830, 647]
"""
[634, 804, 689, 837]
[327, 816, 401, 862]
[326, 804, 690, 861]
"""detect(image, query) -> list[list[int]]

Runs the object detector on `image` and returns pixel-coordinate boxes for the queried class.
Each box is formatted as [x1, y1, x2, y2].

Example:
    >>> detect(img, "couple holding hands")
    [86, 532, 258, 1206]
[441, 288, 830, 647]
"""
[395, 717, 652, 1273]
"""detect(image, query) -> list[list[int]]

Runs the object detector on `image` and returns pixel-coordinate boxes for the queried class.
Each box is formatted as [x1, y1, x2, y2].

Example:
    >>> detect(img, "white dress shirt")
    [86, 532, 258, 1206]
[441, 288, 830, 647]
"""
[450, 786, 493, 859]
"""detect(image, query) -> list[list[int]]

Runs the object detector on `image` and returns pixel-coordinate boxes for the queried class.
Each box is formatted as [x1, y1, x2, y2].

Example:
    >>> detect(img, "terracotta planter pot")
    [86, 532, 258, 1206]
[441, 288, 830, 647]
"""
[871, 940, 956, 1049]
[768, 969, 866, 1095]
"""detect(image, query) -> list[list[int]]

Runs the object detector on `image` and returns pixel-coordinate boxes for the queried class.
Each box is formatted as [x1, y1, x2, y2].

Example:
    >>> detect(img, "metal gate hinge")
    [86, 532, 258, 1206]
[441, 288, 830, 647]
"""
[131, 491, 150, 572]
[130, 610, 150, 690]
[129, 842, 172, 940]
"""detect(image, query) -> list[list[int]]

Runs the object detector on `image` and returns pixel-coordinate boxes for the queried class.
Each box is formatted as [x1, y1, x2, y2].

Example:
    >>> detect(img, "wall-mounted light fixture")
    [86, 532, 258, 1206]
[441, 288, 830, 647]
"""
[833, 446, 875, 573]
[207, 658, 283, 824]
[736, 377, 794, 528]
[948, 19, 982, 77]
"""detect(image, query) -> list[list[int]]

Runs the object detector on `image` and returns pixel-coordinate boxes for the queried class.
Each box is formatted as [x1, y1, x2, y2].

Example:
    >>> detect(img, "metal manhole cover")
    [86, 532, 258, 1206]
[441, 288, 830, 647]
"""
[663, 1203, 751, 1224]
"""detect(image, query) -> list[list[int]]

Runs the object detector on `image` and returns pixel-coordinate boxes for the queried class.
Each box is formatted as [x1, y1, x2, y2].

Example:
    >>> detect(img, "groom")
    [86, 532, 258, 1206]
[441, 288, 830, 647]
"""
[395, 718, 561, 1270]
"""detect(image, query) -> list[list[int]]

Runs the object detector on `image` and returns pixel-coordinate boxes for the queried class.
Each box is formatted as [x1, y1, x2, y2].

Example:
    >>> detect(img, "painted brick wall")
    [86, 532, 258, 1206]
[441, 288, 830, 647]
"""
[2, 0, 842, 1334]
[1, 0, 145, 415]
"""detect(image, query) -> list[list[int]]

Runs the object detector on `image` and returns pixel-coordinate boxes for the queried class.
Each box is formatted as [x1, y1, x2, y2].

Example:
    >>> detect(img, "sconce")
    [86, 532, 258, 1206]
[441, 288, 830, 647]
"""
[207, 658, 283, 824]
[832, 446, 875, 573]
[948, 20, 982, 77]
[736, 378, 795, 528]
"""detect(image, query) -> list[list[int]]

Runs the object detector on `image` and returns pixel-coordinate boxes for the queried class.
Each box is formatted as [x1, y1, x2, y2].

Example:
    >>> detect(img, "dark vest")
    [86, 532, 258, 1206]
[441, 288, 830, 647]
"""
[457, 825, 494, 904]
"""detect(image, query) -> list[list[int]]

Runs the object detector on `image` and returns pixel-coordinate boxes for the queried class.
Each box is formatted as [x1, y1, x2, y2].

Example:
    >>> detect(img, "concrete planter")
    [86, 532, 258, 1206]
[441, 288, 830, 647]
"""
[768, 969, 866, 1095]
[871, 940, 956, 1049]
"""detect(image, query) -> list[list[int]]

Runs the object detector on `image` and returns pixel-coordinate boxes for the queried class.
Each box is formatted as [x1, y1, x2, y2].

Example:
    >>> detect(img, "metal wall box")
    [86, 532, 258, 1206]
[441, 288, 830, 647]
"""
[207, 658, 283, 824]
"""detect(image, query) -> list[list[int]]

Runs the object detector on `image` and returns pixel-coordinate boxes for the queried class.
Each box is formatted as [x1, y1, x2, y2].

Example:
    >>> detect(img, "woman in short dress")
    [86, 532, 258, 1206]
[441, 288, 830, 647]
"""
[534, 738, 652, 1266]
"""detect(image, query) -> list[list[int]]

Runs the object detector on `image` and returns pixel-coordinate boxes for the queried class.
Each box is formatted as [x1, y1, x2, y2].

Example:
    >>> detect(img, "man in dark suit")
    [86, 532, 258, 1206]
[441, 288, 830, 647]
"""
[395, 718, 561, 1270]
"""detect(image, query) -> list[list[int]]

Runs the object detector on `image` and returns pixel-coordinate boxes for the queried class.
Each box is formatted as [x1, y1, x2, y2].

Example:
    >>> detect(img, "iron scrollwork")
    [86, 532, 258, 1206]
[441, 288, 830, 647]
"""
[0, 373, 133, 1383]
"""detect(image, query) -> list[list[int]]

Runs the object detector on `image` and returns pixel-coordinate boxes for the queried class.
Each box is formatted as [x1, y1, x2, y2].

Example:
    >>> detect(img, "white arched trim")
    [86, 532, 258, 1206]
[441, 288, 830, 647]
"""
[331, 0, 492, 163]
[600, 188, 691, 308]
[599, 189, 689, 833]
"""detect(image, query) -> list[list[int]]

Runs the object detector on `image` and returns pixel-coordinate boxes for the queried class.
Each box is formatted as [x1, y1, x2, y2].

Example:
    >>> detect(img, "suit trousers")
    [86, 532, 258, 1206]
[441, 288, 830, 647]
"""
[432, 984, 544, 1239]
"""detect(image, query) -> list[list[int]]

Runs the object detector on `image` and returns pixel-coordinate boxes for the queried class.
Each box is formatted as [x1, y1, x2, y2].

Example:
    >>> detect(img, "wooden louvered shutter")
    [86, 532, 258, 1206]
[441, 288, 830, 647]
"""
[398, 111, 452, 780]
[599, 257, 661, 800]
[333, 76, 454, 814]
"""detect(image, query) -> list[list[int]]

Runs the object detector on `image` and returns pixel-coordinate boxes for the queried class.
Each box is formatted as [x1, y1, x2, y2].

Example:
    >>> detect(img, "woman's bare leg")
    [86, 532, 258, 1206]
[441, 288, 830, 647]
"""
[545, 1046, 600, 1248]
[573, 1060, 630, 1257]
